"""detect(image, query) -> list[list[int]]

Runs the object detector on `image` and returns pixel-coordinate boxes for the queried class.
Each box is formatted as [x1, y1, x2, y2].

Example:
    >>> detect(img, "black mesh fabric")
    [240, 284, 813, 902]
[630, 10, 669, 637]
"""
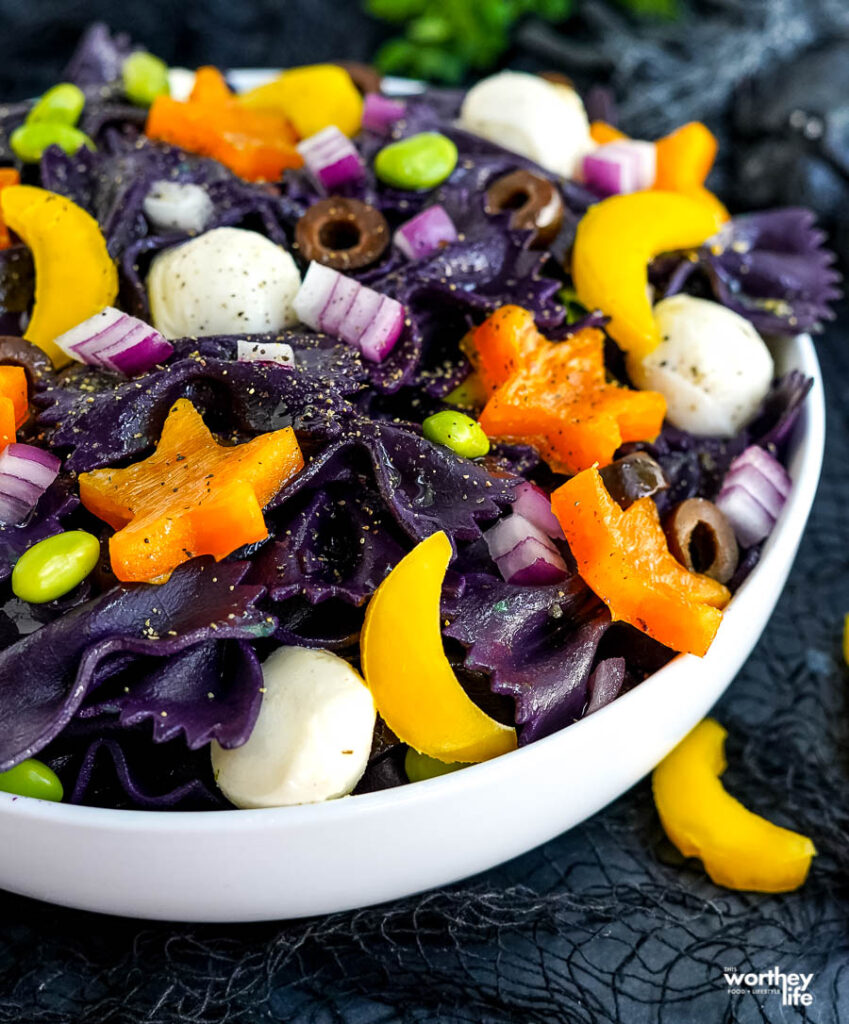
[1, 2, 849, 1020]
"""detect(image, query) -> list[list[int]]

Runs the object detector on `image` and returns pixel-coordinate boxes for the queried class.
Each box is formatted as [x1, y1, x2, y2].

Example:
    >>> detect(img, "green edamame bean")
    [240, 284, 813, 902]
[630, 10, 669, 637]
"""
[0, 758, 63, 801]
[10, 122, 94, 163]
[422, 410, 490, 458]
[374, 132, 458, 190]
[27, 83, 86, 126]
[12, 530, 100, 604]
[405, 748, 464, 783]
[122, 51, 170, 107]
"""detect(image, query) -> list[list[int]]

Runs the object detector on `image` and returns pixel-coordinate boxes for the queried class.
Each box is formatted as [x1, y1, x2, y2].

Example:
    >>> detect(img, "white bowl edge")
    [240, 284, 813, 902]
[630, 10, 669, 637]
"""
[0, 332, 824, 921]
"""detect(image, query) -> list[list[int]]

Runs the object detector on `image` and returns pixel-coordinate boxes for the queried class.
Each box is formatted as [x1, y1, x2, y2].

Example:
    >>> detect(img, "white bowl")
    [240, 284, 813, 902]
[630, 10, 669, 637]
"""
[0, 333, 823, 921]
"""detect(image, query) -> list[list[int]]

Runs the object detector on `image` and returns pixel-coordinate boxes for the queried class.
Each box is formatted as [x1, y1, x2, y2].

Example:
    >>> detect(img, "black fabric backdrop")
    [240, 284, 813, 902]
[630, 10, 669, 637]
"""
[1, 2, 849, 1021]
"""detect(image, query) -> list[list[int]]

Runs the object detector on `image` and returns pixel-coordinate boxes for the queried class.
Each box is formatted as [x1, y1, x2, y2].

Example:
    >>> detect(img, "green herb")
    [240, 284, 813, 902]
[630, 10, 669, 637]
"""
[366, 0, 679, 83]
[366, 0, 572, 83]
[616, 0, 678, 18]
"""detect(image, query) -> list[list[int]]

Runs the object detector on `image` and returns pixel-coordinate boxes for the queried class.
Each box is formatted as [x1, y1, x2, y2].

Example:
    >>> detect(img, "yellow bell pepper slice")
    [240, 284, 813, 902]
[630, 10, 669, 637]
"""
[361, 531, 517, 763]
[239, 64, 363, 139]
[653, 718, 816, 892]
[0, 185, 117, 368]
[571, 190, 726, 361]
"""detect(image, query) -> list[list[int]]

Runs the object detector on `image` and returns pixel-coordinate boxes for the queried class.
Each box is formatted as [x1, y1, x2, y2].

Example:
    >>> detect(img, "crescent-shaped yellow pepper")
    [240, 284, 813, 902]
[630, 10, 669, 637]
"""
[571, 191, 726, 361]
[653, 719, 816, 892]
[361, 531, 517, 763]
[0, 185, 118, 368]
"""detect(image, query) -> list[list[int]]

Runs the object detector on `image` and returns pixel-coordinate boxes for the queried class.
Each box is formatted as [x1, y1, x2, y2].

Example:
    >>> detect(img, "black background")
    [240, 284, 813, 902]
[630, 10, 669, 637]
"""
[0, 0, 387, 101]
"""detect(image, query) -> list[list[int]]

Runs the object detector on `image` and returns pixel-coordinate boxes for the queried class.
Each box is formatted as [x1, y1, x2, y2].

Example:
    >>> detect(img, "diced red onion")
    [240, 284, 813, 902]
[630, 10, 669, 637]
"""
[497, 537, 568, 585]
[0, 443, 61, 526]
[357, 296, 406, 363]
[320, 274, 361, 335]
[361, 93, 406, 134]
[143, 181, 214, 234]
[293, 261, 405, 363]
[485, 512, 567, 585]
[292, 261, 337, 328]
[715, 485, 775, 548]
[53, 307, 174, 376]
[715, 446, 791, 548]
[296, 126, 366, 193]
[581, 140, 656, 196]
[486, 512, 557, 560]
[343, 286, 383, 343]
[613, 140, 656, 188]
[236, 340, 294, 366]
[393, 205, 458, 261]
[511, 481, 564, 540]
[721, 467, 785, 519]
[725, 444, 792, 499]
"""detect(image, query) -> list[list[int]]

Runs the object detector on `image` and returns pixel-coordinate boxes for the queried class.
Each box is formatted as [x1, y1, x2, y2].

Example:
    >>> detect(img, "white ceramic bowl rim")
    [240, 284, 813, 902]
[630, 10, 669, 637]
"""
[0, 333, 825, 836]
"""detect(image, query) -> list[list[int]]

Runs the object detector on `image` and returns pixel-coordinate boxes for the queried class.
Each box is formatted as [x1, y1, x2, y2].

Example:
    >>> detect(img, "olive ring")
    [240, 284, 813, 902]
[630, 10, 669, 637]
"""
[664, 498, 739, 584]
[295, 197, 390, 271]
[599, 452, 668, 509]
[485, 169, 565, 248]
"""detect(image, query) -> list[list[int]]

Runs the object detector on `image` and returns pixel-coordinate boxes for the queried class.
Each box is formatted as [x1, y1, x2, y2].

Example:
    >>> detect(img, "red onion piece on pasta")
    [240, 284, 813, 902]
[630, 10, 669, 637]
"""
[296, 126, 366, 193]
[293, 261, 405, 363]
[0, 443, 61, 526]
[53, 307, 174, 376]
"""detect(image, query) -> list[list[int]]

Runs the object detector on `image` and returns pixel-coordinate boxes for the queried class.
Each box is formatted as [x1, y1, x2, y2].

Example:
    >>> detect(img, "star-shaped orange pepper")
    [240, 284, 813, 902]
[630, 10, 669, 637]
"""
[552, 467, 730, 656]
[468, 305, 666, 475]
[146, 67, 303, 182]
[79, 399, 304, 583]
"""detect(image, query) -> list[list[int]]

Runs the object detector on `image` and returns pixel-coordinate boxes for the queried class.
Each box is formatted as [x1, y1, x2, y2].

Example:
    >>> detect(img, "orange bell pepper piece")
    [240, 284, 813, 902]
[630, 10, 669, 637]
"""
[189, 65, 234, 105]
[0, 365, 27, 448]
[589, 121, 626, 146]
[79, 398, 304, 583]
[0, 169, 21, 250]
[551, 467, 730, 656]
[146, 66, 303, 182]
[467, 306, 666, 474]
[654, 121, 718, 192]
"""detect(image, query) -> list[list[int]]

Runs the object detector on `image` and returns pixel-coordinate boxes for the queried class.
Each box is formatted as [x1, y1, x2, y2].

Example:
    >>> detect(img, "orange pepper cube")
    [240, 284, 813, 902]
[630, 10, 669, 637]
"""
[551, 467, 730, 656]
[79, 399, 304, 583]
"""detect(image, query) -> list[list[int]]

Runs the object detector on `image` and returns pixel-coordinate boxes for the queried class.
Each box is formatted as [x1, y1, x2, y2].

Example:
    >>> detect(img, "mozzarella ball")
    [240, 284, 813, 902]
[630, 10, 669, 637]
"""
[167, 67, 196, 102]
[147, 227, 301, 339]
[143, 181, 214, 235]
[458, 71, 592, 178]
[628, 295, 774, 437]
[211, 646, 376, 809]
